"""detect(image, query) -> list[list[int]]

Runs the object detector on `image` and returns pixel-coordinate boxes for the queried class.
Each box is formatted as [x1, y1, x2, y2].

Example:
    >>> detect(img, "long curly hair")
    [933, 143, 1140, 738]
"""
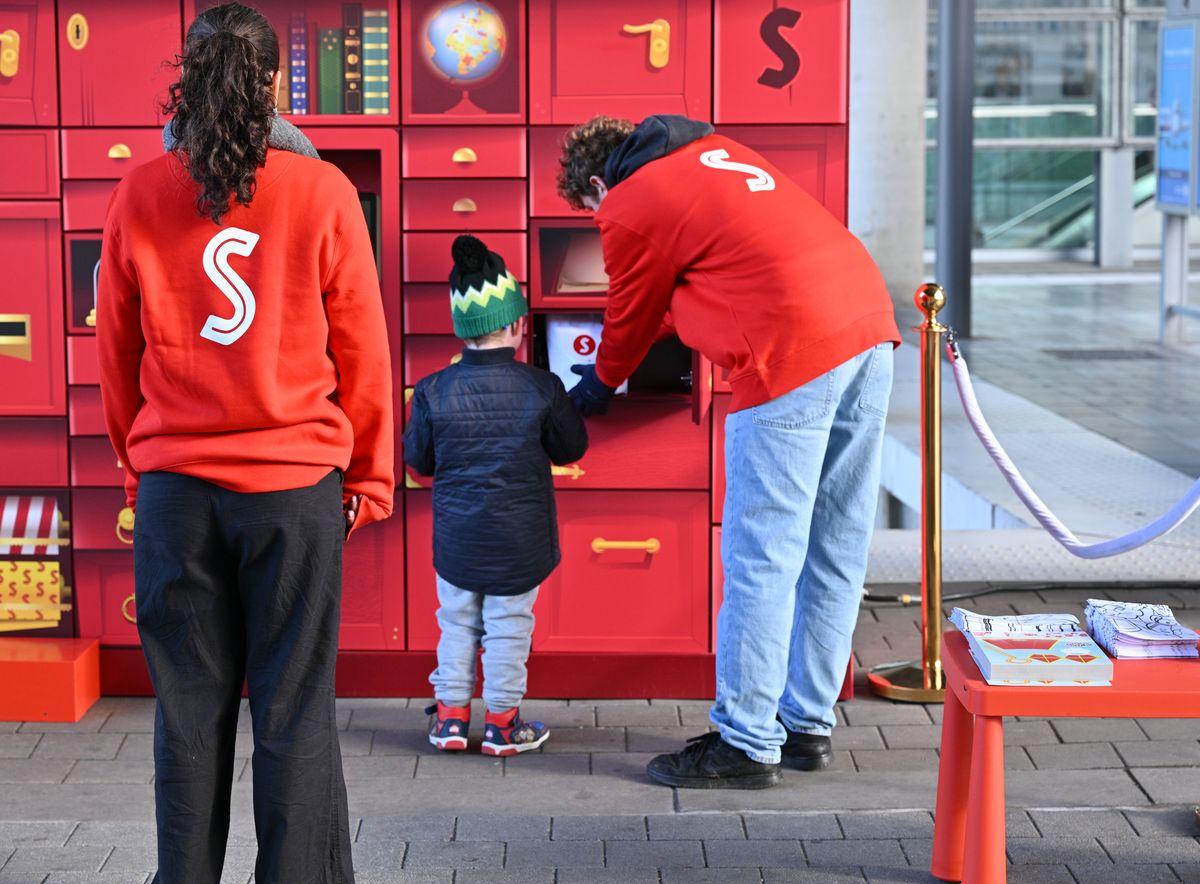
[163, 3, 279, 225]
[556, 116, 635, 210]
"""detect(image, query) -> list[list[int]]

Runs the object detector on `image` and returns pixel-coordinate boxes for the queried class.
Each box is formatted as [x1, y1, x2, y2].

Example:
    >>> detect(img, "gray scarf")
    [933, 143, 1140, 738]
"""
[162, 113, 320, 159]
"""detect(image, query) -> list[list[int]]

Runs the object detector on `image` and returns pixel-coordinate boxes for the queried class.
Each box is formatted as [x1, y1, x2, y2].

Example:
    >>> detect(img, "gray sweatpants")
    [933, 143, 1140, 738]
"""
[430, 574, 539, 712]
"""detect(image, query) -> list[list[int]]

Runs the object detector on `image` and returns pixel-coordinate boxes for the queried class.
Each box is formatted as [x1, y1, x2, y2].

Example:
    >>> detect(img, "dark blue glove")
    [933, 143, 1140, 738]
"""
[568, 363, 617, 416]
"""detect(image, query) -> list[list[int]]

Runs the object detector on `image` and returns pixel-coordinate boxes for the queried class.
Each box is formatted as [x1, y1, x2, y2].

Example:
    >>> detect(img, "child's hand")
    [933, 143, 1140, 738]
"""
[344, 494, 362, 537]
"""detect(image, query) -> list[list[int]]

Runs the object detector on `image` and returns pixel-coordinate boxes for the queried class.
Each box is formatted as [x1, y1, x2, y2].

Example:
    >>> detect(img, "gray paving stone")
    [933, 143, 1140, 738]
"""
[64, 760, 154, 784]
[878, 725, 940, 749]
[1004, 746, 1034, 770]
[850, 749, 937, 771]
[96, 844, 157, 872]
[1007, 810, 1038, 839]
[354, 873, 451, 884]
[763, 867, 864, 883]
[803, 839, 905, 867]
[1006, 769, 1149, 807]
[0, 759, 74, 784]
[338, 729, 374, 756]
[1028, 809, 1135, 839]
[552, 815, 647, 841]
[402, 841, 502, 870]
[539, 727, 625, 754]
[0, 871, 47, 884]
[0, 722, 19, 733]
[350, 839, 408, 872]
[1131, 766, 1200, 804]
[1174, 863, 1200, 883]
[1050, 718, 1146, 743]
[115, 734, 153, 761]
[707, 838, 807, 868]
[0, 735, 41, 759]
[1000, 721, 1062, 746]
[453, 814, 549, 842]
[744, 813, 842, 840]
[3, 845, 112, 873]
[831, 726, 885, 751]
[0, 821, 74, 847]
[861, 868, 939, 883]
[356, 815, 455, 843]
[347, 702, 422, 731]
[412, 753, 501, 779]
[555, 871, 659, 884]
[502, 753, 590, 779]
[368, 729, 430, 757]
[594, 706, 680, 727]
[502, 839, 603, 869]
[604, 839, 705, 869]
[1006, 836, 1109, 865]
[456, 871, 553, 884]
[1123, 807, 1200, 838]
[95, 699, 156, 734]
[837, 811, 933, 840]
[679, 705, 715, 728]
[523, 701, 597, 727]
[1136, 718, 1198, 740]
[647, 812, 744, 840]
[1003, 865, 1076, 884]
[1067, 863, 1178, 883]
[44, 874, 151, 884]
[1100, 836, 1200, 864]
[840, 702, 932, 727]
[66, 820, 165, 848]
[16, 706, 110, 734]
[662, 871, 764, 884]
[626, 727, 702, 753]
[898, 837, 931, 868]
[1026, 741, 1124, 770]
[1114, 739, 1200, 767]
[340, 756, 417, 782]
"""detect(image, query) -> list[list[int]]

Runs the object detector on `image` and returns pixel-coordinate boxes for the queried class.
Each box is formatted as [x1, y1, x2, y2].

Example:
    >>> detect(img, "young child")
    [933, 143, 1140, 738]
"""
[403, 234, 588, 756]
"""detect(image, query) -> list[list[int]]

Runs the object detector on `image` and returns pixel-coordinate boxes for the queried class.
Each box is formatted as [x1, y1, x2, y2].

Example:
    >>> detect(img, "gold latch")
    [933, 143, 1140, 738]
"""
[121, 593, 137, 624]
[452, 197, 477, 213]
[66, 13, 88, 51]
[107, 143, 132, 160]
[451, 147, 477, 164]
[0, 29, 19, 78]
[551, 464, 585, 480]
[0, 314, 32, 362]
[622, 19, 670, 69]
[116, 507, 135, 545]
[591, 537, 661, 554]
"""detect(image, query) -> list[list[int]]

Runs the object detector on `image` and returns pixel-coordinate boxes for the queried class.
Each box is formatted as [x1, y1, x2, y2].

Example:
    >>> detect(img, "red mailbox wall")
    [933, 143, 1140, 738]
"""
[0, 0, 854, 699]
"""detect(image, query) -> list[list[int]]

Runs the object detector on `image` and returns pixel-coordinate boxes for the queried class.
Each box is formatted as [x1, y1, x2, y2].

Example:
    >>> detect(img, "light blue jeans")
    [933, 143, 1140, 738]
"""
[430, 574, 539, 713]
[712, 343, 893, 764]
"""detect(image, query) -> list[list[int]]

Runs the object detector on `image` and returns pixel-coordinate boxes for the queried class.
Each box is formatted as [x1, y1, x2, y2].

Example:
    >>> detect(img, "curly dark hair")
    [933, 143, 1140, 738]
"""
[556, 116, 635, 211]
[163, 3, 279, 225]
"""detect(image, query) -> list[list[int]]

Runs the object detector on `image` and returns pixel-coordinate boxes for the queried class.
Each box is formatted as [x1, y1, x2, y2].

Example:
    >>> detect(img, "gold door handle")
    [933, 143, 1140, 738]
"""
[591, 537, 661, 554]
[551, 464, 585, 480]
[451, 147, 477, 164]
[0, 29, 19, 78]
[116, 507, 135, 545]
[107, 143, 132, 160]
[66, 13, 89, 50]
[121, 593, 136, 624]
[452, 197, 477, 213]
[622, 19, 670, 69]
[404, 386, 414, 405]
[0, 314, 32, 362]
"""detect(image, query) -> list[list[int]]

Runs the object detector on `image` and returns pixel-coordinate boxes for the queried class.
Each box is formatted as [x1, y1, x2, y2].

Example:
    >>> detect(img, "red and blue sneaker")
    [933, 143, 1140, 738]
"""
[481, 707, 549, 757]
[425, 702, 470, 752]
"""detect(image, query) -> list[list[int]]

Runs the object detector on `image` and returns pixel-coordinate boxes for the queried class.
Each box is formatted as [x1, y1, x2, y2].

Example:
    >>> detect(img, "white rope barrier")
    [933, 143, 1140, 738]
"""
[946, 337, 1200, 558]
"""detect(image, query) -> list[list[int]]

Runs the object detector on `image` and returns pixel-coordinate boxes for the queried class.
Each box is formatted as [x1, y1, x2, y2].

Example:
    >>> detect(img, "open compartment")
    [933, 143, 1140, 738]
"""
[1, 488, 75, 640]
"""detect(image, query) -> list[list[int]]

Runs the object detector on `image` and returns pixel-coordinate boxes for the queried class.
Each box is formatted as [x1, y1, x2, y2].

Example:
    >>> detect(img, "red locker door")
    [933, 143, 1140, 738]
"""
[714, 0, 848, 124]
[0, 202, 64, 416]
[340, 513, 406, 650]
[0, 1, 56, 125]
[58, 1, 181, 126]
[716, 125, 848, 224]
[529, 0, 711, 123]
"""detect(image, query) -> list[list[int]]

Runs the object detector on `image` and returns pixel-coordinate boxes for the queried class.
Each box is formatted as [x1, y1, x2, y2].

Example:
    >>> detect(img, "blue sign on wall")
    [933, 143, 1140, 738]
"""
[1158, 22, 1195, 212]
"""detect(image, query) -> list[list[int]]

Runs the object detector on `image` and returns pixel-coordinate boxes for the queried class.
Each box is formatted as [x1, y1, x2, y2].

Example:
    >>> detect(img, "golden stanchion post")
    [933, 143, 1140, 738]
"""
[868, 283, 947, 703]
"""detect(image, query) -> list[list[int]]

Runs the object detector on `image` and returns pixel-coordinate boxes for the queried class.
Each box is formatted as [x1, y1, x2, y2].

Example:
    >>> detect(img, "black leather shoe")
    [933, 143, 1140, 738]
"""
[779, 721, 833, 771]
[646, 732, 782, 790]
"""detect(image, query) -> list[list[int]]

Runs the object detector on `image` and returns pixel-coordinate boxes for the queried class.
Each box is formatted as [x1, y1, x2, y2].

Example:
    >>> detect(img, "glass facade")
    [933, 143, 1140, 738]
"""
[926, 0, 1164, 251]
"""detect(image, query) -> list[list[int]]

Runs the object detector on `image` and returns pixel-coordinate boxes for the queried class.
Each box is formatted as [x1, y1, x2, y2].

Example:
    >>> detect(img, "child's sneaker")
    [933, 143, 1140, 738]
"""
[481, 708, 549, 756]
[425, 702, 471, 751]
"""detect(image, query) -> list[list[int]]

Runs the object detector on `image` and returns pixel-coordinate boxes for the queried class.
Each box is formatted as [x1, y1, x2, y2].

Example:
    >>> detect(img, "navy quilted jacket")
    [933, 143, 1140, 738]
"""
[402, 347, 588, 595]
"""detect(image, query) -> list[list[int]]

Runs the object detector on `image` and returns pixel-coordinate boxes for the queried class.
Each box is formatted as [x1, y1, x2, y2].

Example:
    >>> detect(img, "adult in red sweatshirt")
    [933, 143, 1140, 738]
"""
[558, 115, 900, 789]
[97, 6, 391, 881]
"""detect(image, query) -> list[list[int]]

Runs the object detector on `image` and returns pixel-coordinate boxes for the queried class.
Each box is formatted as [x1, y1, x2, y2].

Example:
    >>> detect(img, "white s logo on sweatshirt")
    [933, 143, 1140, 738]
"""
[699, 149, 775, 192]
[200, 227, 260, 346]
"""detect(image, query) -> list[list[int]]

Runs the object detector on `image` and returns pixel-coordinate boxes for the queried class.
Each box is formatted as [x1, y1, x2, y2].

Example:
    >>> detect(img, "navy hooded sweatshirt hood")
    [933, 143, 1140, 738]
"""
[603, 114, 714, 189]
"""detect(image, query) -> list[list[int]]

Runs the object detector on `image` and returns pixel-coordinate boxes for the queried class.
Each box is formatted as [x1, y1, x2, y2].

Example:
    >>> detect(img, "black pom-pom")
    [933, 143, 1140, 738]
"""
[451, 234, 489, 274]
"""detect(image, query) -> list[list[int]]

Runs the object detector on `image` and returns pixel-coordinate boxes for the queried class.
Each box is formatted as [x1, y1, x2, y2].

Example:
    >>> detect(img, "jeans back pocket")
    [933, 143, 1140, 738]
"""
[857, 343, 894, 419]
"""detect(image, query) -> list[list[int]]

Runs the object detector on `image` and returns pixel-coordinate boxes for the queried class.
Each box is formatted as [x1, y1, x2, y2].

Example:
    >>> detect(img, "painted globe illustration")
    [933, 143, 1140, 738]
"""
[424, 2, 508, 86]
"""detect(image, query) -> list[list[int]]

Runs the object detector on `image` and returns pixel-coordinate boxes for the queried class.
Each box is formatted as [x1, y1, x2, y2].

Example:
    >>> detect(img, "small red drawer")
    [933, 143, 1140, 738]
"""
[74, 551, 139, 647]
[61, 129, 164, 180]
[404, 232, 527, 283]
[712, 394, 732, 522]
[403, 285, 453, 335]
[67, 336, 100, 386]
[70, 437, 125, 488]
[71, 488, 134, 551]
[63, 181, 117, 231]
[404, 335, 464, 386]
[402, 127, 527, 179]
[403, 179, 527, 231]
[0, 419, 68, 486]
[0, 131, 60, 198]
[529, 127, 591, 219]
[69, 387, 105, 436]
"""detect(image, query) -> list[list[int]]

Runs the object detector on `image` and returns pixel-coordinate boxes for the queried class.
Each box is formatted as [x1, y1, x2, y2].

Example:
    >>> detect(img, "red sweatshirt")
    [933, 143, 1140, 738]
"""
[594, 132, 900, 412]
[98, 148, 394, 533]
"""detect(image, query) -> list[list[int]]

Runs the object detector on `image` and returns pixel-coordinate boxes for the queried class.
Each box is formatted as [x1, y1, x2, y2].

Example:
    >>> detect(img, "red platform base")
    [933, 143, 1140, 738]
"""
[100, 648, 857, 701]
[0, 637, 101, 722]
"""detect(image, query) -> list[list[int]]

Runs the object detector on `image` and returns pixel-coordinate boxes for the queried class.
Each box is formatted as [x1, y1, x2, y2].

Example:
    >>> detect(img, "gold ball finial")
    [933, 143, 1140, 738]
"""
[914, 283, 946, 320]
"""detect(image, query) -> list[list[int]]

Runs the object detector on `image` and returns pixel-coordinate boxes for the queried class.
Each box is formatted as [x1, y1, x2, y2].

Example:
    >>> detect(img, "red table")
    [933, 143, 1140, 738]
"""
[931, 630, 1200, 883]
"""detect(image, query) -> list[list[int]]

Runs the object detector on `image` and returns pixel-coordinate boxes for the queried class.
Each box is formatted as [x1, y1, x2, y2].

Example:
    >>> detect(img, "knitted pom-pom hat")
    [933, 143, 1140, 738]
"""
[448, 234, 528, 340]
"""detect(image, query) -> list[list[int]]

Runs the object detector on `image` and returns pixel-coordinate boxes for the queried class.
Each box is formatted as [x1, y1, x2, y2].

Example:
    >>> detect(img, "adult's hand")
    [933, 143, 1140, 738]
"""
[344, 494, 361, 537]
[568, 364, 617, 417]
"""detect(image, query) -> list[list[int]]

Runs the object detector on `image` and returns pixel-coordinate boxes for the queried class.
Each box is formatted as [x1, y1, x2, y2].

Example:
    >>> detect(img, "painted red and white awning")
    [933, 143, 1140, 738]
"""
[1, 496, 64, 557]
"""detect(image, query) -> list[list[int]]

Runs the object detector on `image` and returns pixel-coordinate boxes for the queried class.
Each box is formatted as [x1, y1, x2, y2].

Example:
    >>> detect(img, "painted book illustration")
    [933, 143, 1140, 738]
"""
[289, 14, 309, 114]
[318, 29, 344, 115]
[363, 8, 390, 115]
[343, 4, 364, 114]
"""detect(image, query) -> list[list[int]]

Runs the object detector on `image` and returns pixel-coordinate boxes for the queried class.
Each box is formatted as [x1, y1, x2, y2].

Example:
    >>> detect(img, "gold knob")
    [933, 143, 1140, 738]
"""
[404, 469, 425, 489]
[452, 197, 477, 213]
[404, 386, 415, 405]
[451, 147, 477, 164]
[550, 464, 585, 480]
[85, 308, 97, 328]
[0, 29, 19, 78]
[107, 143, 132, 160]
[121, 593, 136, 624]
[116, 507, 134, 545]
[449, 353, 462, 365]
[66, 13, 89, 51]
[622, 19, 671, 69]
[914, 282, 947, 332]
[591, 537, 661, 554]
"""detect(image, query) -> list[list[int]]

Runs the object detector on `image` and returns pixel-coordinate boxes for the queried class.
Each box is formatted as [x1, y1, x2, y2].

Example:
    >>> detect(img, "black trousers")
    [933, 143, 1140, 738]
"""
[134, 470, 354, 884]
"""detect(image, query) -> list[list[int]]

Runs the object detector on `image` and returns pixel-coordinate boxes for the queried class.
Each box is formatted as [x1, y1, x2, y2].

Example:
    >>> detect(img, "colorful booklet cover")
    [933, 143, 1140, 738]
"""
[962, 630, 1113, 686]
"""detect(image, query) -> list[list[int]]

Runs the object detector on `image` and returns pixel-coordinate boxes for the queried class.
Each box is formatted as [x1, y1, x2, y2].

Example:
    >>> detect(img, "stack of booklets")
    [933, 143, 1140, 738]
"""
[948, 608, 1113, 686]
[283, 6, 390, 116]
[1084, 599, 1199, 659]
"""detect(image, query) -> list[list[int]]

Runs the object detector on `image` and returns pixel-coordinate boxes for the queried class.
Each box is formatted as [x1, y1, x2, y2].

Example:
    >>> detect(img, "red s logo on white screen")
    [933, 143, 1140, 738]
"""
[200, 227, 260, 346]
